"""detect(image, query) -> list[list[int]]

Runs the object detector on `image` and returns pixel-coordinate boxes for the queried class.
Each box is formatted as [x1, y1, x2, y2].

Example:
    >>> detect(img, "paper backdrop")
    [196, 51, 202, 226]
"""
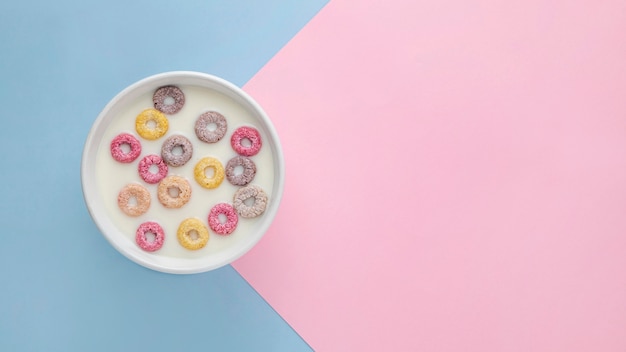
[235, 0, 626, 350]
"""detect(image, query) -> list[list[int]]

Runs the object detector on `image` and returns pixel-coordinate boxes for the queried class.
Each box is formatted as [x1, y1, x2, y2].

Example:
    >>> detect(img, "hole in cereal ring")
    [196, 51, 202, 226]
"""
[128, 196, 138, 207]
[233, 165, 244, 176]
[146, 120, 157, 129]
[206, 122, 217, 132]
[149, 164, 159, 174]
[168, 186, 180, 198]
[120, 143, 131, 154]
[218, 213, 227, 224]
[241, 138, 252, 148]
[204, 167, 215, 179]
[172, 145, 183, 156]
[189, 230, 199, 241]
[145, 232, 156, 243]
[244, 197, 255, 207]
[163, 96, 175, 106]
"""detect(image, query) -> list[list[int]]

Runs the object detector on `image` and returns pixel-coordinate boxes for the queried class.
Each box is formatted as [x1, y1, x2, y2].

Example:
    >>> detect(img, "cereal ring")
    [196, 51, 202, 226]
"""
[157, 175, 192, 208]
[231, 126, 262, 156]
[137, 154, 168, 184]
[195, 111, 227, 143]
[193, 157, 225, 189]
[117, 184, 151, 217]
[177, 218, 209, 250]
[110, 133, 142, 163]
[225, 156, 256, 186]
[208, 203, 238, 235]
[135, 221, 165, 252]
[153, 85, 185, 115]
[161, 135, 193, 167]
[135, 108, 169, 140]
[233, 185, 268, 218]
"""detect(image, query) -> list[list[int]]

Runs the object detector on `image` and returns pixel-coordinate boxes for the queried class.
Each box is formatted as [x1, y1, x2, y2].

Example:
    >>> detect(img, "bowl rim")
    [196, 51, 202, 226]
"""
[81, 71, 285, 274]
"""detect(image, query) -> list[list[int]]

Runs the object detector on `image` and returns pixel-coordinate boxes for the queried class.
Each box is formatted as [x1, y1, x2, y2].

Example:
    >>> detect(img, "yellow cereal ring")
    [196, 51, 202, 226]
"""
[177, 218, 209, 250]
[135, 108, 169, 140]
[194, 157, 225, 189]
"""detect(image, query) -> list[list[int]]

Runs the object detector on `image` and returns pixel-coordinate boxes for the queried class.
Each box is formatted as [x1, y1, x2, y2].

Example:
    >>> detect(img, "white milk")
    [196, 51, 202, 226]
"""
[95, 85, 274, 259]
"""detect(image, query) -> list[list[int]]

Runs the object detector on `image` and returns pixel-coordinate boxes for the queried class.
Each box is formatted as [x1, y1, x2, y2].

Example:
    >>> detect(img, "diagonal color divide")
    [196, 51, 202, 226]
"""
[236, 0, 626, 350]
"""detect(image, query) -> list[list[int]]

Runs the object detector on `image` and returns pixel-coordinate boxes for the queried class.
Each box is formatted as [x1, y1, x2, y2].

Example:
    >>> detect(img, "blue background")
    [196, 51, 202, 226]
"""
[0, 1, 327, 350]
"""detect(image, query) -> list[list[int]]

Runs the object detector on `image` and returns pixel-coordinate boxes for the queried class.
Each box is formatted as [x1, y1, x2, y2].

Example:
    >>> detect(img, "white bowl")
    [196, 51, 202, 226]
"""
[81, 71, 284, 274]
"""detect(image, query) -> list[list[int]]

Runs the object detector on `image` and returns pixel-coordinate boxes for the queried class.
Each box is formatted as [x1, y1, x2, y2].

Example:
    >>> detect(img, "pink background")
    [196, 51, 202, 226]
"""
[235, 0, 626, 350]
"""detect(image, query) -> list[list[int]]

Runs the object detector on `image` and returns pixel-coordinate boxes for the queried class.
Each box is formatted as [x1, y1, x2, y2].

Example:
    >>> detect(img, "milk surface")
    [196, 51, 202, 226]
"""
[95, 85, 274, 259]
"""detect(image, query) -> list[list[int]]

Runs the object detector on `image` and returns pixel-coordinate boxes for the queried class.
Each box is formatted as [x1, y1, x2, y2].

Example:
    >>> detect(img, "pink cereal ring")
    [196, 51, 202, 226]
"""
[208, 203, 239, 235]
[110, 133, 142, 163]
[230, 126, 262, 156]
[138, 154, 168, 184]
[135, 221, 165, 252]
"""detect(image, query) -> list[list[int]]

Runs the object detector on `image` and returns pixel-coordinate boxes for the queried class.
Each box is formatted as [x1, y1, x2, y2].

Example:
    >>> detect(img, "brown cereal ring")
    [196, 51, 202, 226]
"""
[193, 157, 225, 189]
[161, 135, 193, 167]
[233, 185, 268, 218]
[153, 85, 185, 115]
[177, 218, 209, 250]
[225, 155, 256, 186]
[157, 175, 192, 208]
[117, 184, 151, 217]
[195, 111, 227, 143]
[135, 108, 169, 140]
